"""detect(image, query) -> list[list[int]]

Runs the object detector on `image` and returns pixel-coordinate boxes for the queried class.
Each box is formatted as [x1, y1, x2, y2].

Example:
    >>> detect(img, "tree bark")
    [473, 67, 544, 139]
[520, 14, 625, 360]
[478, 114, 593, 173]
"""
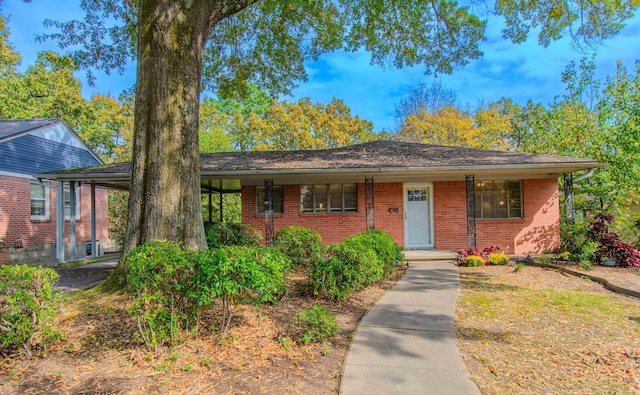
[107, 0, 257, 286]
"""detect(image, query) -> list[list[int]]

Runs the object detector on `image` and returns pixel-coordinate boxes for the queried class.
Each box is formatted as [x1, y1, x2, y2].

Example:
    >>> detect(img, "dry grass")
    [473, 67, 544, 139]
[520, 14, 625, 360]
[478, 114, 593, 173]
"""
[456, 265, 640, 394]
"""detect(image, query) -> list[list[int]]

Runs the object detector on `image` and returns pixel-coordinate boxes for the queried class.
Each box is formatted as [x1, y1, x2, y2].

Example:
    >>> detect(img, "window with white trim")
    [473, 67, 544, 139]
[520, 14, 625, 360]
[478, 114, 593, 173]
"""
[64, 184, 81, 220]
[256, 186, 284, 214]
[474, 180, 523, 219]
[301, 184, 357, 213]
[30, 182, 50, 220]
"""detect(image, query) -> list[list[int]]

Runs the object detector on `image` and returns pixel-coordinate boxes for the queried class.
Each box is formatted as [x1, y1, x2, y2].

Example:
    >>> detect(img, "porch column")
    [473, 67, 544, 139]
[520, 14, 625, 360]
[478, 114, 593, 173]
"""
[563, 173, 575, 225]
[208, 189, 213, 223]
[365, 177, 375, 231]
[264, 179, 274, 245]
[219, 191, 224, 223]
[69, 181, 77, 260]
[465, 174, 476, 249]
[56, 181, 65, 264]
[91, 181, 97, 257]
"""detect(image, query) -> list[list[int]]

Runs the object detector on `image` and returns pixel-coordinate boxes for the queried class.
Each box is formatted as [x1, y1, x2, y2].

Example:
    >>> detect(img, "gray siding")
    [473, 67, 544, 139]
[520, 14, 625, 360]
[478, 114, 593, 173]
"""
[0, 134, 100, 175]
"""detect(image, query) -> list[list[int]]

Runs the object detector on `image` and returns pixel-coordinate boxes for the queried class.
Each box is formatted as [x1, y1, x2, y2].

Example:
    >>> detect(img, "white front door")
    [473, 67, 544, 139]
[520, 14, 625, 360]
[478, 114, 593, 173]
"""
[404, 184, 434, 249]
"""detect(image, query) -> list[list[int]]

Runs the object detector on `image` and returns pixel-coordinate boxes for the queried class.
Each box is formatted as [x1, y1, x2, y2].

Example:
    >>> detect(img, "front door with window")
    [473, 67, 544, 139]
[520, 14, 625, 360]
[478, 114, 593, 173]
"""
[404, 184, 434, 249]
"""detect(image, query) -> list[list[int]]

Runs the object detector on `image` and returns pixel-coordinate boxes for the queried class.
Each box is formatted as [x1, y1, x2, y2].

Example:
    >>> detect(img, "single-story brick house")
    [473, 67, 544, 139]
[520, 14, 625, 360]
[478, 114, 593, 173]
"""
[39, 140, 600, 254]
[0, 119, 109, 265]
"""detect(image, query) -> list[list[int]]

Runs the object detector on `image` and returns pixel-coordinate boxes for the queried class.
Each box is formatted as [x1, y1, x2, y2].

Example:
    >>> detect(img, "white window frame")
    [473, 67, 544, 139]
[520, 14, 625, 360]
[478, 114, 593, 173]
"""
[64, 184, 81, 220]
[30, 182, 50, 220]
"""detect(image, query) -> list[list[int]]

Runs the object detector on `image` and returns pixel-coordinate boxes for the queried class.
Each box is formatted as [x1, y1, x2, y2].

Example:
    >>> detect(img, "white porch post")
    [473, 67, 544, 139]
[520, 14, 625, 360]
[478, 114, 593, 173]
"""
[69, 181, 77, 260]
[56, 181, 65, 264]
[91, 181, 97, 257]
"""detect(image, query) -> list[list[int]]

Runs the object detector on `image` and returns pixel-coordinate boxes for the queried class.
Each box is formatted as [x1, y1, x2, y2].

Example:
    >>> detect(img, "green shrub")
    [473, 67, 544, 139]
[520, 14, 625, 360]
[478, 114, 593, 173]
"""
[125, 240, 199, 348]
[310, 243, 382, 300]
[342, 230, 404, 276]
[487, 252, 510, 266]
[571, 240, 599, 264]
[0, 265, 61, 355]
[560, 220, 590, 254]
[297, 304, 339, 343]
[204, 222, 262, 249]
[556, 251, 571, 261]
[273, 226, 322, 267]
[461, 255, 485, 267]
[125, 240, 288, 348]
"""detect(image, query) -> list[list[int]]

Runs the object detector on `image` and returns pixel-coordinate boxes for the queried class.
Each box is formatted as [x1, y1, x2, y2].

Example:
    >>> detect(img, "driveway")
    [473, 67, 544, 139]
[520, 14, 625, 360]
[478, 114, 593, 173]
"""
[55, 257, 118, 293]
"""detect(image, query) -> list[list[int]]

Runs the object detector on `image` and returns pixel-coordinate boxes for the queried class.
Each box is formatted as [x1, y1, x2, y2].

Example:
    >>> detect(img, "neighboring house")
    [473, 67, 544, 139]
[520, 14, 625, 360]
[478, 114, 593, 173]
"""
[40, 140, 600, 255]
[0, 119, 109, 266]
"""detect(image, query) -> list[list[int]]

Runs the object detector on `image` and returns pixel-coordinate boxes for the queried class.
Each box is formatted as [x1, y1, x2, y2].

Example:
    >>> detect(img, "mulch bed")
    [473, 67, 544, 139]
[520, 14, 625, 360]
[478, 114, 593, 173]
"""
[0, 268, 406, 394]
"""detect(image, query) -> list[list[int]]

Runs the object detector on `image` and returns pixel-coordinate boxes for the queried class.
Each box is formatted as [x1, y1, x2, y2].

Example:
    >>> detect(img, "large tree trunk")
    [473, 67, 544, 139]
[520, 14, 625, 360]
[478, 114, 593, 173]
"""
[107, 0, 255, 286]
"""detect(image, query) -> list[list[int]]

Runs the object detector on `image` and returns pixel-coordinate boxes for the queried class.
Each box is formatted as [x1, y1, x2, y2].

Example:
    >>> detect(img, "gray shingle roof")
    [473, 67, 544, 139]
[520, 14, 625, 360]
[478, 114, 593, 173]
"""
[41, 140, 600, 177]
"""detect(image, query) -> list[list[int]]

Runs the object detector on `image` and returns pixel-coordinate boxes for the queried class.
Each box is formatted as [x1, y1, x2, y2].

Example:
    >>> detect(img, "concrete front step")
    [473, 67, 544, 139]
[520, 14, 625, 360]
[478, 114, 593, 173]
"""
[404, 250, 458, 261]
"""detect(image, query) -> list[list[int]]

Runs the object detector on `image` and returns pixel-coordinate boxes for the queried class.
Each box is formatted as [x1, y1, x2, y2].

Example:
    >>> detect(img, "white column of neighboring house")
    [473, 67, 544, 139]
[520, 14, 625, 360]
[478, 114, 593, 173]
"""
[69, 181, 77, 260]
[56, 181, 65, 264]
[91, 181, 97, 257]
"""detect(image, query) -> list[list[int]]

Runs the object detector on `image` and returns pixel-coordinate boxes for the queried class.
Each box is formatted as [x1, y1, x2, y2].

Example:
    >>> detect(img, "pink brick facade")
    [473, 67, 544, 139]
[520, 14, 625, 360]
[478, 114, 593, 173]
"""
[0, 175, 109, 265]
[242, 178, 560, 255]
[433, 179, 559, 254]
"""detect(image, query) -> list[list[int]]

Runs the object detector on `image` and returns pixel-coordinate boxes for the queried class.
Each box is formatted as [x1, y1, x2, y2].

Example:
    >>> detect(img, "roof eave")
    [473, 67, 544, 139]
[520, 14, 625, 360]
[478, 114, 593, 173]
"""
[38, 161, 601, 182]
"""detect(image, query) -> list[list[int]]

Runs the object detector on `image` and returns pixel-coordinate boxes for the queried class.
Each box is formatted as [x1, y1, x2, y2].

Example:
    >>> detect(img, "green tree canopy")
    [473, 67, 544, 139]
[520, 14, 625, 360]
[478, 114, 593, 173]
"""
[28, 0, 639, 284]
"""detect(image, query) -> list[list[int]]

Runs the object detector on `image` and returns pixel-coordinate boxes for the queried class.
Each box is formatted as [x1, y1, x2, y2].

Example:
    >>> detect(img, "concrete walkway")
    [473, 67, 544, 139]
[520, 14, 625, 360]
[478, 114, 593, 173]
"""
[341, 261, 479, 395]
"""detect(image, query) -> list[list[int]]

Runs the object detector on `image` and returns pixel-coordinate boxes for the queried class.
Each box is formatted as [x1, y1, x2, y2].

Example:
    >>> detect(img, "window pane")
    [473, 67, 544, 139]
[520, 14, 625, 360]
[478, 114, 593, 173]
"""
[256, 187, 266, 213]
[257, 186, 283, 214]
[273, 186, 284, 213]
[31, 200, 45, 216]
[475, 180, 522, 219]
[301, 185, 314, 212]
[314, 184, 328, 212]
[344, 184, 357, 211]
[30, 184, 44, 199]
[64, 185, 80, 218]
[329, 184, 343, 211]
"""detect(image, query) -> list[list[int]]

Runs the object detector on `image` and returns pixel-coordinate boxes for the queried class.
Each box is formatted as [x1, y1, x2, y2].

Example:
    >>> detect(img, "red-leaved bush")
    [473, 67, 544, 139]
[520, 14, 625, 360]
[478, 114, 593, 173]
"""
[588, 213, 640, 267]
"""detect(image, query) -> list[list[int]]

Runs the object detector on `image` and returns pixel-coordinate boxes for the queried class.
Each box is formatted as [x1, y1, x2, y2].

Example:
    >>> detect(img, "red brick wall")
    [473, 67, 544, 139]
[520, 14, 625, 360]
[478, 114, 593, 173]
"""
[433, 178, 560, 254]
[242, 183, 404, 245]
[241, 178, 559, 253]
[0, 175, 109, 264]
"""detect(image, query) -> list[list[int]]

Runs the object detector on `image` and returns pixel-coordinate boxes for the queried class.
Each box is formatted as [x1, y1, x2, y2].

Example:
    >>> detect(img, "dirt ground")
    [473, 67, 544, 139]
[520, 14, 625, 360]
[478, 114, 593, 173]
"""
[3, 262, 639, 394]
[0, 268, 406, 395]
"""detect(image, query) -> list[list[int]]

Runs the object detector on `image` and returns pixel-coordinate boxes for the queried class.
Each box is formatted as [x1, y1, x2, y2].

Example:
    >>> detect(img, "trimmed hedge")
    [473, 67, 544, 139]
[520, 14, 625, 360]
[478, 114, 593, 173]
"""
[204, 222, 262, 249]
[273, 226, 322, 267]
[342, 230, 404, 276]
[310, 230, 403, 300]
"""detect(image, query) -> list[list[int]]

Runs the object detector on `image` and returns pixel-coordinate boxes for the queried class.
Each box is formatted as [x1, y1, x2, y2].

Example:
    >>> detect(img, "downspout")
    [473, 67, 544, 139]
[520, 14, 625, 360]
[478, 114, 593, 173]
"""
[574, 168, 595, 183]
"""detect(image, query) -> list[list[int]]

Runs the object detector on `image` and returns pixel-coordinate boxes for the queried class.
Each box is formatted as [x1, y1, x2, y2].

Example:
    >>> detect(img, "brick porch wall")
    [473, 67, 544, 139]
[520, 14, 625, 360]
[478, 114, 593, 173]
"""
[433, 178, 560, 254]
[0, 175, 109, 264]
[242, 182, 404, 245]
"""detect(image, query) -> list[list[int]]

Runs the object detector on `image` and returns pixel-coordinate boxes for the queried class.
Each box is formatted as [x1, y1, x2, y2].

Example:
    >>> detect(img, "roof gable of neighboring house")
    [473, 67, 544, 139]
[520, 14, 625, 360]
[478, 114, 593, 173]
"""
[0, 119, 103, 177]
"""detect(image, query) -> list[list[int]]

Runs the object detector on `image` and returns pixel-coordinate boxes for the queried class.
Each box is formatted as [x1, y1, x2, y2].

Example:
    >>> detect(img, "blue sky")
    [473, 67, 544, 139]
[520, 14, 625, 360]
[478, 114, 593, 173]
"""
[3, 1, 640, 132]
